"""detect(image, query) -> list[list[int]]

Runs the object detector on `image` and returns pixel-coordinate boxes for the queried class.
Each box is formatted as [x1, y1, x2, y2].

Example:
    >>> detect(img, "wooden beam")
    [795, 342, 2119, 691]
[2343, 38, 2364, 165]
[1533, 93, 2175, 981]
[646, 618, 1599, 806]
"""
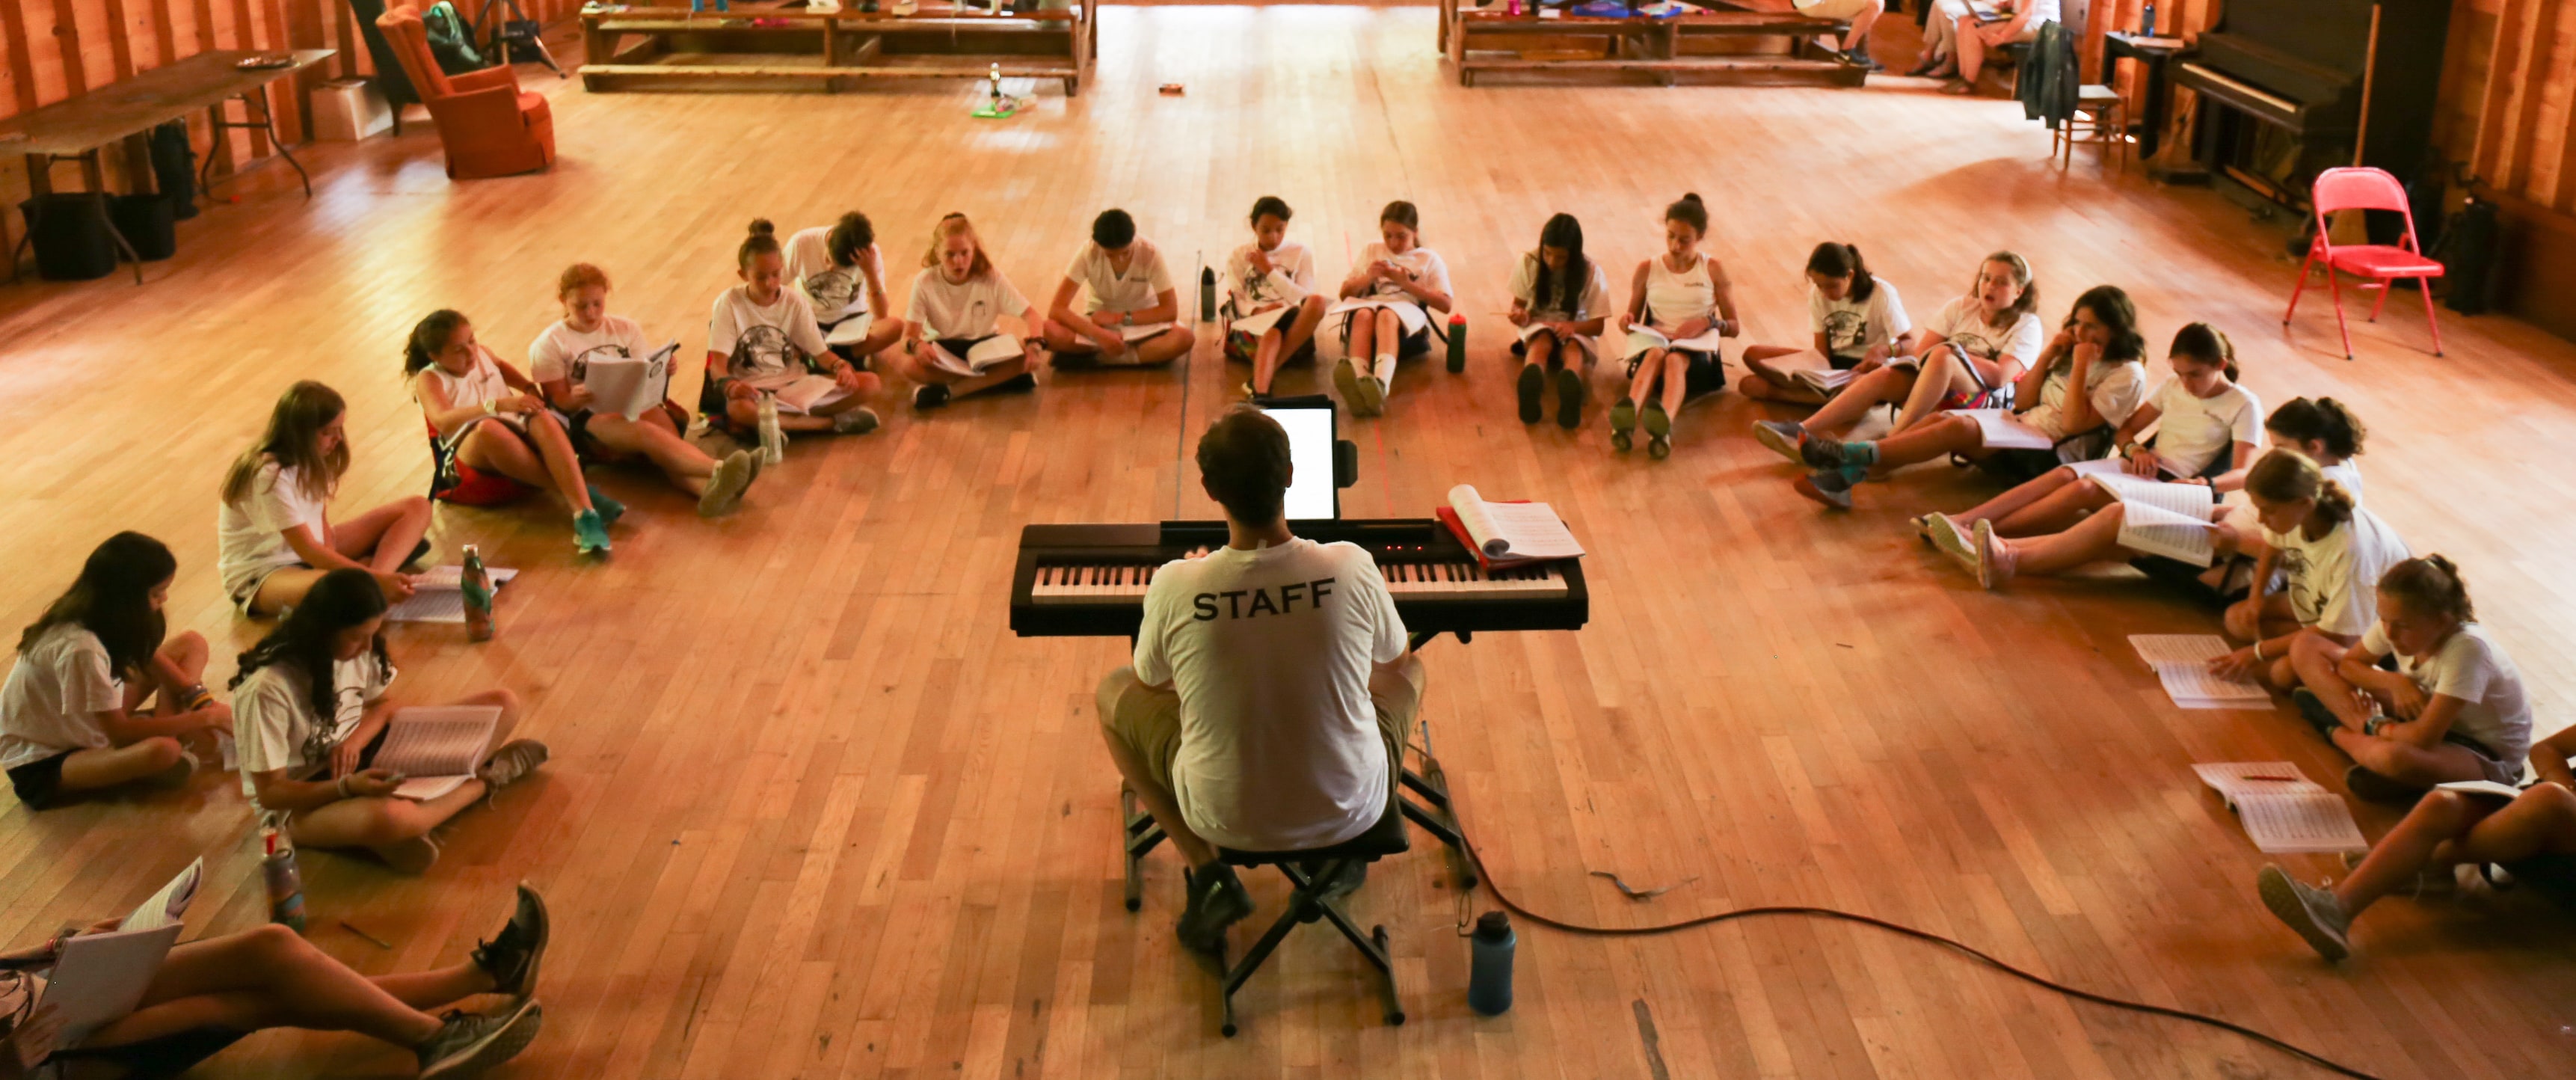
[2472, 0, 2532, 182]
[102, 0, 141, 80]
[2501, 0, 2560, 194]
[1, 0, 45, 114]
[49, 0, 95, 97]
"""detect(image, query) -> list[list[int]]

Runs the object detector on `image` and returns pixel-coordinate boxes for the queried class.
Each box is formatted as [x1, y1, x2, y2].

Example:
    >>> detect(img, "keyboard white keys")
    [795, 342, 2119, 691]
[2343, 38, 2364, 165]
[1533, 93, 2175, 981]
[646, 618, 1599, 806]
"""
[1029, 559, 1567, 604]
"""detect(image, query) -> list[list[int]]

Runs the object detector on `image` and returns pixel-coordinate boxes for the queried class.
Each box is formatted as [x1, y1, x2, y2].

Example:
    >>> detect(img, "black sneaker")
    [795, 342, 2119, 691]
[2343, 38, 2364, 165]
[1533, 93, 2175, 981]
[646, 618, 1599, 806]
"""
[1175, 862, 1254, 954]
[1554, 366, 1585, 429]
[1800, 436, 1855, 469]
[1845, 46, 1885, 73]
[472, 883, 550, 998]
[912, 384, 953, 411]
[1516, 363, 1545, 424]
[2292, 689, 2343, 740]
[2344, 765, 2429, 806]
[996, 372, 1039, 393]
[416, 1000, 544, 1079]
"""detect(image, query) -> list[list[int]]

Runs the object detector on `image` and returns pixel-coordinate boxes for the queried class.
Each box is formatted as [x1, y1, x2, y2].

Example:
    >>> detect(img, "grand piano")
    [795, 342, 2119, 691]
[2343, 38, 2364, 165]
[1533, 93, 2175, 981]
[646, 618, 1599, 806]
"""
[2175, 0, 2451, 218]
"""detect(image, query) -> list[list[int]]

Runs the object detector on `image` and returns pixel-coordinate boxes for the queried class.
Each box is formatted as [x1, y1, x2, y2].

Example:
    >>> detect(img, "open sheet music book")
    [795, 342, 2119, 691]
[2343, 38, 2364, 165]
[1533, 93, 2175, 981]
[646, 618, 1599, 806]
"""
[1789, 366, 1857, 396]
[1442, 485, 1583, 567]
[1112, 321, 1175, 343]
[43, 859, 202, 1042]
[1953, 408, 2056, 451]
[1229, 304, 1291, 337]
[2069, 461, 2220, 565]
[2435, 779, 2527, 800]
[583, 340, 678, 421]
[2130, 634, 2271, 709]
[2192, 763, 2369, 853]
[386, 565, 520, 625]
[928, 334, 1024, 378]
[372, 705, 502, 800]
[824, 311, 876, 347]
[1614, 323, 1725, 360]
[771, 375, 854, 415]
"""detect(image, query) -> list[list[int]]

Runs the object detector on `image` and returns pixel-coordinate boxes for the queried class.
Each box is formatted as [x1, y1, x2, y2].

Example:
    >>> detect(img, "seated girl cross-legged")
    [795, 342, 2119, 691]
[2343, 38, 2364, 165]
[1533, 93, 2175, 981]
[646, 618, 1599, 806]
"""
[1332, 200, 1454, 419]
[784, 210, 907, 369]
[219, 381, 434, 618]
[1506, 213, 1612, 429]
[903, 212, 1046, 411]
[408, 309, 621, 556]
[1739, 242, 1914, 408]
[1608, 193, 1741, 458]
[533, 263, 756, 518]
[1042, 209, 1197, 369]
[1223, 196, 1328, 399]
[2291, 556, 2535, 803]
[232, 569, 547, 875]
[706, 219, 886, 441]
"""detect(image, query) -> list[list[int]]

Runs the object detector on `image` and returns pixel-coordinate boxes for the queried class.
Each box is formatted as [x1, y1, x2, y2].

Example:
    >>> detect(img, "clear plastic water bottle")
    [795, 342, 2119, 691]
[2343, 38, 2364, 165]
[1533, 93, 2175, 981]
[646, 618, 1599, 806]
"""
[757, 391, 784, 464]
[1467, 911, 1515, 1015]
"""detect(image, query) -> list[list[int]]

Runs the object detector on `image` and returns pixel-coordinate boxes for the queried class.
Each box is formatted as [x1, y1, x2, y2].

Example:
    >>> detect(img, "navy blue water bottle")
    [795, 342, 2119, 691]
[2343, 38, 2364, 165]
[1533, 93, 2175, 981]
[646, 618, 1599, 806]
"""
[1199, 266, 1217, 322]
[1467, 911, 1515, 1015]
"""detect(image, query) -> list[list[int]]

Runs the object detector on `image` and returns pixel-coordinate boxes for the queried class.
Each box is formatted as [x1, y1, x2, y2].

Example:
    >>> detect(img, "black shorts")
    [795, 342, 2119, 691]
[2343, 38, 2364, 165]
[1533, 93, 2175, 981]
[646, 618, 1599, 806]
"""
[1828, 352, 1866, 371]
[1336, 314, 1430, 358]
[2502, 851, 2576, 909]
[935, 335, 997, 361]
[7, 750, 73, 809]
[567, 401, 686, 460]
[1626, 348, 1724, 397]
[52, 1027, 248, 1079]
[1982, 448, 2065, 485]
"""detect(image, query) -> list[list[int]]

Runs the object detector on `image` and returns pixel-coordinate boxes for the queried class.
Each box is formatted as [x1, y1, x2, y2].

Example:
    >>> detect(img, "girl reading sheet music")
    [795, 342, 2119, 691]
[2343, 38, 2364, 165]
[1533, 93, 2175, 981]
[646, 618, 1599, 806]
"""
[1608, 194, 1741, 458]
[1223, 195, 1327, 399]
[704, 219, 885, 439]
[1739, 242, 1915, 407]
[230, 570, 547, 875]
[532, 263, 754, 518]
[1752, 251, 2041, 463]
[2289, 556, 2535, 800]
[784, 210, 906, 368]
[218, 381, 433, 616]
[1506, 213, 1612, 429]
[1041, 209, 1196, 368]
[1789, 284, 2148, 509]
[406, 309, 618, 557]
[2, 534, 230, 809]
[1332, 200, 1454, 419]
[900, 212, 1045, 411]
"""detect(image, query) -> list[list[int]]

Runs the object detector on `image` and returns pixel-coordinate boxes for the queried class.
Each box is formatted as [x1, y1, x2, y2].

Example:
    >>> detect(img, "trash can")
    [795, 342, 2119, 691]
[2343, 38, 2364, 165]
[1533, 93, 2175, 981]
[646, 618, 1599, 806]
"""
[108, 194, 177, 262]
[17, 195, 118, 281]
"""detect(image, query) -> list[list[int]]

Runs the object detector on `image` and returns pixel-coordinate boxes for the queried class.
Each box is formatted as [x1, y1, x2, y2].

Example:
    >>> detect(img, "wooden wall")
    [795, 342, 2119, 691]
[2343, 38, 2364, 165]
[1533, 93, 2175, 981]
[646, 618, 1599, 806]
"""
[2444, 0, 2576, 337]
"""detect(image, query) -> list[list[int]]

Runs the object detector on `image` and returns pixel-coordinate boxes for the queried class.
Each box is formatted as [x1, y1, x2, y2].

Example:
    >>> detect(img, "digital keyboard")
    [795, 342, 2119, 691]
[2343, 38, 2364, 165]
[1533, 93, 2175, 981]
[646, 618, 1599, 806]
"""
[1009, 519, 1589, 639]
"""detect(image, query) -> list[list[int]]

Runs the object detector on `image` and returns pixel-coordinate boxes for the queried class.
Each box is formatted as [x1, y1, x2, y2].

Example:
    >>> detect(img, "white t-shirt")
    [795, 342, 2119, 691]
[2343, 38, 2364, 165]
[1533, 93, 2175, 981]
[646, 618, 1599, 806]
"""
[2144, 379, 2262, 479]
[217, 459, 329, 600]
[1810, 277, 1911, 360]
[2323, 459, 2366, 504]
[1348, 242, 1452, 305]
[2359, 622, 2533, 766]
[2016, 357, 2147, 440]
[905, 267, 1032, 340]
[0, 625, 123, 770]
[1132, 539, 1409, 852]
[415, 347, 513, 420]
[1507, 251, 1614, 325]
[2265, 506, 2411, 636]
[782, 226, 874, 324]
[233, 653, 397, 807]
[1925, 296, 2046, 375]
[708, 285, 830, 391]
[529, 315, 650, 387]
[1064, 240, 1174, 315]
[1226, 241, 1316, 312]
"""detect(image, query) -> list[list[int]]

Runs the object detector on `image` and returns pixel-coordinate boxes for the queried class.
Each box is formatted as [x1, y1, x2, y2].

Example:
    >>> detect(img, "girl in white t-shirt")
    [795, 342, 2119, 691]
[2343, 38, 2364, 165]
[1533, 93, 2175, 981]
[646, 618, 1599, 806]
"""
[1793, 284, 2148, 509]
[784, 210, 906, 367]
[1333, 200, 1455, 419]
[1041, 209, 1197, 369]
[230, 569, 546, 874]
[707, 219, 885, 438]
[2293, 556, 2534, 798]
[406, 309, 616, 556]
[1609, 194, 1741, 458]
[1507, 213, 1613, 429]
[218, 381, 434, 616]
[2193, 450, 2410, 690]
[1741, 242, 1916, 406]
[2, 533, 230, 809]
[534, 263, 754, 518]
[1755, 251, 2041, 461]
[901, 212, 1045, 411]
[1223, 195, 1328, 399]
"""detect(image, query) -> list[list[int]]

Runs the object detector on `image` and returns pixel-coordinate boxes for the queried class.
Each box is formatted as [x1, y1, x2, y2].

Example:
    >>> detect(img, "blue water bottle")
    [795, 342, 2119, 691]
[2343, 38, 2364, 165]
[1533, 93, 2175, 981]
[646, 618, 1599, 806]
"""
[1467, 911, 1515, 1015]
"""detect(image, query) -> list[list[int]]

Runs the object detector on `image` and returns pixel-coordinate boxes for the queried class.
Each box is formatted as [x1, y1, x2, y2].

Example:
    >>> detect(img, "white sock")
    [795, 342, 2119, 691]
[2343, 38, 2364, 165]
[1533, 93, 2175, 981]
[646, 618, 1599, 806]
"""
[1375, 354, 1396, 387]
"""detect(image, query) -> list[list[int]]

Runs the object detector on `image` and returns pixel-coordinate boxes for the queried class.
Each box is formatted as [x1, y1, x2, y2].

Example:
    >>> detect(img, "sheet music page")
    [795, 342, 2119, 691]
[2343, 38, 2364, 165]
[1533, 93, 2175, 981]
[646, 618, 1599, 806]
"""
[1617, 324, 1671, 358]
[1957, 409, 2056, 450]
[772, 375, 850, 414]
[1791, 367, 1857, 393]
[2133, 634, 2232, 666]
[2157, 662, 2271, 705]
[1119, 322, 1175, 342]
[2435, 779, 2527, 800]
[44, 924, 186, 1043]
[372, 706, 501, 788]
[2191, 761, 2324, 801]
[2115, 502, 2218, 565]
[120, 858, 203, 932]
[1231, 305, 1291, 336]
[2237, 791, 2370, 853]
[964, 334, 1025, 370]
[1445, 485, 1583, 559]
[2094, 473, 2216, 519]
[2062, 458, 2126, 478]
[387, 566, 518, 623]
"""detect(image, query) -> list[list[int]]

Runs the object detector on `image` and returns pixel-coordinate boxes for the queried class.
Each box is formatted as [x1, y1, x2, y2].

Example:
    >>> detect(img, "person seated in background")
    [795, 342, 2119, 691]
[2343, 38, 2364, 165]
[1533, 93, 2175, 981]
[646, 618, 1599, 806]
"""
[1608, 193, 1741, 458]
[2, 533, 230, 809]
[1752, 251, 2040, 464]
[1740, 241, 1914, 408]
[784, 211, 907, 369]
[1223, 195, 1327, 400]
[902, 212, 1046, 410]
[1042, 209, 1197, 368]
[2201, 450, 2410, 690]
[1792, 0, 1885, 70]
[1948, 0, 2056, 93]
[2291, 555, 2535, 803]
[2256, 723, 2576, 963]
[1096, 407, 1423, 952]
[532, 263, 755, 518]
[1506, 212, 1612, 429]
[231, 570, 548, 875]
[218, 381, 433, 618]
[405, 308, 620, 556]
[702, 219, 885, 441]
[0, 886, 550, 1079]
[1332, 200, 1454, 419]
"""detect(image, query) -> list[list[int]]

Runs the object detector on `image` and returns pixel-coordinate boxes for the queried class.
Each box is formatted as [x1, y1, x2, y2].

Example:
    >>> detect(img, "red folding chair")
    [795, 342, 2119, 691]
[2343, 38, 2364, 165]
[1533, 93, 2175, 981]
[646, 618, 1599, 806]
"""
[2284, 167, 2445, 360]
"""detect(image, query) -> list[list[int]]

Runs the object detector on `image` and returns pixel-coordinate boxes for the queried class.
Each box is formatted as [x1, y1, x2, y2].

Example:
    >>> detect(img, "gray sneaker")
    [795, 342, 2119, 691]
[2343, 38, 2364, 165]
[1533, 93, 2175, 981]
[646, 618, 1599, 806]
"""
[1175, 862, 1255, 954]
[2256, 865, 2351, 962]
[833, 407, 882, 435]
[477, 740, 550, 791]
[472, 883, 550, 998]
[416, 999, 544, 1079]
[698, 452, 753, 518]
[1751, 420, 1806, 464]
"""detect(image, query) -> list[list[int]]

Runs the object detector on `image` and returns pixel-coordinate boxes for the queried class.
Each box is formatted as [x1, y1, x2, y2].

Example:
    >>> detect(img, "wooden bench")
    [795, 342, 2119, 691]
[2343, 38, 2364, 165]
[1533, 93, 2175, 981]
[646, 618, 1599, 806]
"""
[1439, 1, 1863, 88]
[579, 1, 1095, 95]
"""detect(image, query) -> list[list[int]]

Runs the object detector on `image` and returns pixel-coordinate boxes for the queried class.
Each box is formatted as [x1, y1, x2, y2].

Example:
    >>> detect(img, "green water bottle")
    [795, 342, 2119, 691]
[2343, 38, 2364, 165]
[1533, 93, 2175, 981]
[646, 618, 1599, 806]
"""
[1445, 313, 1467, 372]
[461, 544, 494, 642]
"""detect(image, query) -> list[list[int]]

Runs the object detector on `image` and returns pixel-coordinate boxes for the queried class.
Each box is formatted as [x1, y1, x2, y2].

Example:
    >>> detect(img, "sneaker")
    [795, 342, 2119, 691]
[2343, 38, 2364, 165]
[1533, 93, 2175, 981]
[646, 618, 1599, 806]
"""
[2292, 688, 2344, 740]
[1175, 862, 1255, 954]
[477, 740, 550, 791]
[1793, 468, 1856, 510]
[1239, 381, 1264, 401]
[584, 485, 625, 527]
[831, 407, 882, 435]
[1608, 396, 1638, 448]
[571, 510, 611, 556]
[405, 538, 435, 571]
[416, 1000, 544, 1079]
[698, 452, 752, 518]
[1751, 420, 1807, 464]
[743, 444, 763, 485]
[1554, 366, 1586, 429]
[1845, 46, 1885, 72]
[1647, 433, 1672, 460]
[2255, 865, 2351, 962]
[912, 384, 953, 411]
[1332, 358, 1370, 417]
[1973, 519, 2002, 591]
[1516, 363, 1545, 424]
[473, 883, 550, 998]
[1801, 437, 1862, 470]
[995, 372, 1039, 393]
[1641, 402, 1671, 440]
[1926, 513, 1979, 577]
[2344, 765, 2428, 806]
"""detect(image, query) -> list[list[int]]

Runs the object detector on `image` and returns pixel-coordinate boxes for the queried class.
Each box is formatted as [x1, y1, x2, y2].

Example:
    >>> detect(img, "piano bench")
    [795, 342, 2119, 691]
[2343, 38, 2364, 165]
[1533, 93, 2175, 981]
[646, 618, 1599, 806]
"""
[1120, 785, 1409, 1037]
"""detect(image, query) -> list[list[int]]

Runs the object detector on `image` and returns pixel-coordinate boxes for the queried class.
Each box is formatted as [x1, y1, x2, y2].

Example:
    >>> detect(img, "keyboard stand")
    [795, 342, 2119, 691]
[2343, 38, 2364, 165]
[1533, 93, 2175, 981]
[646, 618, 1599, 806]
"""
[1400, 629, 1477, 888]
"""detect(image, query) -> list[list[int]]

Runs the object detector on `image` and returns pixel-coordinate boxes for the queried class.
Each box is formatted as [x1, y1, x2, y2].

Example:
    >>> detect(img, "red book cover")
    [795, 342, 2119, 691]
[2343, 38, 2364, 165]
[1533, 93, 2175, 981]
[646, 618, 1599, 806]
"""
[1435, 504, 1549, 573]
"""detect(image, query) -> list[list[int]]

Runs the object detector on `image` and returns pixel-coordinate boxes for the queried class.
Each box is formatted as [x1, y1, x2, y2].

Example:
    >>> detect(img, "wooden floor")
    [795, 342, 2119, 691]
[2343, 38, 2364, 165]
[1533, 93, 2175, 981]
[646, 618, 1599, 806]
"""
[5, 6, 2576, 1078]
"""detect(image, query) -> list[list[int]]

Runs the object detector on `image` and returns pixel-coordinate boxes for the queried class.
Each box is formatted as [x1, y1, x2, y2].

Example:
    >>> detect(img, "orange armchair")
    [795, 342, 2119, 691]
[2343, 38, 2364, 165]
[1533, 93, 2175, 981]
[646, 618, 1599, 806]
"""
[375, 3, 555, 179]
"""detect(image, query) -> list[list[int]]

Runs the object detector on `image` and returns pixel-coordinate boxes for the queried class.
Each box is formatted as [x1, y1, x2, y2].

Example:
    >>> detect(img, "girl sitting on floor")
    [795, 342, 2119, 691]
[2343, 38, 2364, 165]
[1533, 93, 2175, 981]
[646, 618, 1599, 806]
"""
[2291, 555, 2534, 802]
[232, 569, 547, 874]
[704, 219, 885, 438]
[2194, 450, 2408, 690]
[1740, 242, 1914, 407]
[408, 309, 618, 556]
[1224, 195, 1327, 399]
[1753, 251, 2040, 462]
[219, 381, 433, 616]
[1791, 283, 2148, 509]
[1332, 200, 1454, 418]
[532, 263, 755, 518]
[1042, 209, 1197, 368]
[902, 212, 1045, 411]
[784, 210, 906, 368]
[1507, 213, 1612, 429]
[2, 533, 230, 809]
[1608, 193, 1742, 458]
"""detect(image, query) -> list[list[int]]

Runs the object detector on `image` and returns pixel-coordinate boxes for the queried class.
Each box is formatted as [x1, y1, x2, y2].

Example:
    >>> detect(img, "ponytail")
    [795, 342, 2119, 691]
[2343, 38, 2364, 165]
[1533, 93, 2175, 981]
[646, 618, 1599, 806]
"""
[2265, 397, 2367, 458]
[2379, 555, 2475, 624]
[2245, 450, 2354, 527]
[402, 309, 470, 377]
[2171, 322, 2238, 381]
[1806, 242, 1874, 303]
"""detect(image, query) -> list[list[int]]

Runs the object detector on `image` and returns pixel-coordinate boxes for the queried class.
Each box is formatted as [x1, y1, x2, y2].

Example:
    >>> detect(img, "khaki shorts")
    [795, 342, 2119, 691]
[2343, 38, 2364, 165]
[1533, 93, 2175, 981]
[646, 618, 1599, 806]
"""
[1798, 0, 1878, 21]
[1098, 658, 1424, 808]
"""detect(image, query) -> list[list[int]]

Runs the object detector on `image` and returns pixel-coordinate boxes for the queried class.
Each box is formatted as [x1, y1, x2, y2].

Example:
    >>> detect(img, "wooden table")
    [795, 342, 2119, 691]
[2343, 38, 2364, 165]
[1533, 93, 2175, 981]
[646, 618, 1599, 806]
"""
[2103, 32, 2184, 160]
[1439, 1, 1862, 88]
[1, 49, 333, 284]
[580, 3, 1092, 96]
